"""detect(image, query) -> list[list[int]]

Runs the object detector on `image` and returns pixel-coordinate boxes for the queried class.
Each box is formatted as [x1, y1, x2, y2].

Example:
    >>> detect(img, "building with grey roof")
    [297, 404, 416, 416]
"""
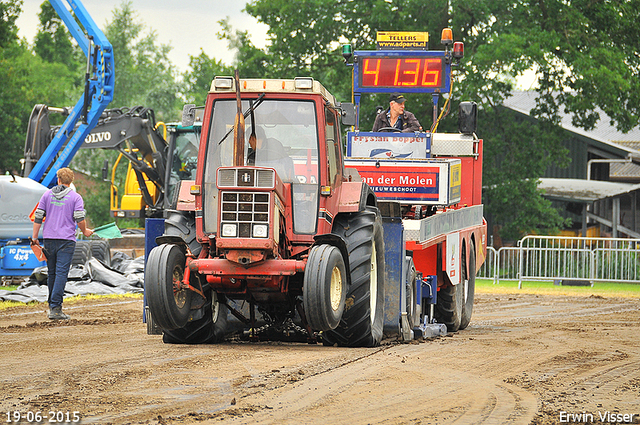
[502, 91, 640, 238]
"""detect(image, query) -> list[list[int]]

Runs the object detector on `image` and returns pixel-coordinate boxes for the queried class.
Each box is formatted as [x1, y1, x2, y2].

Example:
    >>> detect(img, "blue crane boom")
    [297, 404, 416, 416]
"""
[27, 0, 115, 188]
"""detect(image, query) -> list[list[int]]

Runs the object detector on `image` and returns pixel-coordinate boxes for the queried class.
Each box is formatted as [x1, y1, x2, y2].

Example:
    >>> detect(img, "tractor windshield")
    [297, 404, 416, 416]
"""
[202, 99, 320, 234]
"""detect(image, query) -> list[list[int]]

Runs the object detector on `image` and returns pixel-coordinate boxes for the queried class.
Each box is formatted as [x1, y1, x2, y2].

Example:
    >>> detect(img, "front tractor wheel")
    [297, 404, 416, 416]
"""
[303, 244, 347, 331]
[146, 244, 193, 330]
[323, 206, 386, 347]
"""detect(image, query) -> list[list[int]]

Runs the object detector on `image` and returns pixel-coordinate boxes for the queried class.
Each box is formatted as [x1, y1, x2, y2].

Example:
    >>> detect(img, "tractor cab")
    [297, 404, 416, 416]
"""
[183, 77, 355, 253]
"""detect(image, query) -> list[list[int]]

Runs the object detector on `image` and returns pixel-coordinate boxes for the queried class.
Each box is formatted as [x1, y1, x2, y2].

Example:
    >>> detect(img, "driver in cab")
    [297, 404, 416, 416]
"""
[372, 93, 422, 132]
[247, 126, 294, 181]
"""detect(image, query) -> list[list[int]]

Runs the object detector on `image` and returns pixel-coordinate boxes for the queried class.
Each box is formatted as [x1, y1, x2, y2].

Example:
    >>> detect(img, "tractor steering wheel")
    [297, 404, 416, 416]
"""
[377, 127, 402, 133]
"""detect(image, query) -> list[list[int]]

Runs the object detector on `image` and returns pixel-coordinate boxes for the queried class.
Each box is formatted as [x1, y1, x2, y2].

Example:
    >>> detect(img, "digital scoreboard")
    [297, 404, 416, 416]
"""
[353, 51, 450, 94]
[360, 57, 444, 89]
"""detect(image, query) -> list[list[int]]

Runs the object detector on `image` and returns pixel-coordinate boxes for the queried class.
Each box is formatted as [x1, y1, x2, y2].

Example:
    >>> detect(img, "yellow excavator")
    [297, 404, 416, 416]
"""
[22, 105, 201, 220]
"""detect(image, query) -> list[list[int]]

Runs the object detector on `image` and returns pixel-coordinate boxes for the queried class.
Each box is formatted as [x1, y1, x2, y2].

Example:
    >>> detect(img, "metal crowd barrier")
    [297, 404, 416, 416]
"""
[477, 236, 640, 287]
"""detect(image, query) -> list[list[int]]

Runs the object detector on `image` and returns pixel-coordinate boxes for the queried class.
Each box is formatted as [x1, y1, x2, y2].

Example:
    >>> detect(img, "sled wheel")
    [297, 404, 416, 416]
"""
[459, 243, 476, 330]
[405, 257, 418, 329]
[163, 290, 228, 344]
[90, 240, 111, 267]
[323, 206, 385, 347]
[146, 244, 192, 330]
[303, 244, 347, 331]
[435, 248, 464, 332]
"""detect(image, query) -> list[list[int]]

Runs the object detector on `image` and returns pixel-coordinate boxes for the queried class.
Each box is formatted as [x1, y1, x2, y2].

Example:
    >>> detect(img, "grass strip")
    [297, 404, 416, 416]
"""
[477, 278, 640, 298]
[0, 292, 142, 311]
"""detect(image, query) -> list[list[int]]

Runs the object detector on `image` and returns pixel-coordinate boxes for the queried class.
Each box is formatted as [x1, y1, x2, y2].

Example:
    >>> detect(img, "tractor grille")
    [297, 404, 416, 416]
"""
[220, 191, 270, 238]
[218, 168, 275, 188]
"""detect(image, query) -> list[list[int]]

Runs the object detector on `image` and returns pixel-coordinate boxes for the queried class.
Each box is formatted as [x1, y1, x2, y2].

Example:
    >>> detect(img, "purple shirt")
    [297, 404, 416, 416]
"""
[37, 185, 85, 241]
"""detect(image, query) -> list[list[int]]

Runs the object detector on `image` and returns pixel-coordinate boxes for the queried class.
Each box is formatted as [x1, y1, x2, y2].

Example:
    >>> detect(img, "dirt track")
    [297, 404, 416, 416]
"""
[1, 292, 639, 425]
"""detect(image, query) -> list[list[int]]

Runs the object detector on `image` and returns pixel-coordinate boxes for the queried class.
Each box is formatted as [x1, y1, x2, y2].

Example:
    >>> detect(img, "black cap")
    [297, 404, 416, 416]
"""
[389, 93, 406, 103]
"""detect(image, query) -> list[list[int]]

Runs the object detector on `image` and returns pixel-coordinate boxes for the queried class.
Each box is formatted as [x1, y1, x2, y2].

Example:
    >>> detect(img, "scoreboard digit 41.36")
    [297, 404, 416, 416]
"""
[360, 56, 444, 89]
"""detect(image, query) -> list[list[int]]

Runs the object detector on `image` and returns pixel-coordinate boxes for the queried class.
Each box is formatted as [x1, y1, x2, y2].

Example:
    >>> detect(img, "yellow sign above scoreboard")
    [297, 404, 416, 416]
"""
[376, 32, 429, 50]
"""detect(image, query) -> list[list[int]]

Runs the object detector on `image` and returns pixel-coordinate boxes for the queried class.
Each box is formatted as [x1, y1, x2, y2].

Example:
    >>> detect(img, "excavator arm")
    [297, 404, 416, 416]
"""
[23, 105, 170, 219]
[26, 0, 114, 188]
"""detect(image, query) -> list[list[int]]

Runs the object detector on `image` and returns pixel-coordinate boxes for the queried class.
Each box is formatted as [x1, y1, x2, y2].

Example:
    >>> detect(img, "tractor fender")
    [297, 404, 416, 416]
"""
[155, 235, 187, 253]
[337, 182, 377, 213]
[359, 183, 377, 211]
[174, 180, 196, 211]
[312, 233, 352, 287]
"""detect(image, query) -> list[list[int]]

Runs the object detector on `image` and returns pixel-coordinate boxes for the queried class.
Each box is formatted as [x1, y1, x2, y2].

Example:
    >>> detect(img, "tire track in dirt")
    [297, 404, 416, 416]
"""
[2, 294, 639, 424]
[190, 343, 537, 425]
[447, 384, 535, 425]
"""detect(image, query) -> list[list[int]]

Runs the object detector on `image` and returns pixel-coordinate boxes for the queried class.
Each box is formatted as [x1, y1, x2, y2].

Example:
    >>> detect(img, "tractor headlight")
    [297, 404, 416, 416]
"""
[252, 224, 268, 238]
[221, 223, 237, 237]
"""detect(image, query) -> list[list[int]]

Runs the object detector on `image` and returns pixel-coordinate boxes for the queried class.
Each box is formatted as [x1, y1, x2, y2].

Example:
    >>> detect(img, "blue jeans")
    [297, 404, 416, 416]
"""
[43, 239, 76, 308]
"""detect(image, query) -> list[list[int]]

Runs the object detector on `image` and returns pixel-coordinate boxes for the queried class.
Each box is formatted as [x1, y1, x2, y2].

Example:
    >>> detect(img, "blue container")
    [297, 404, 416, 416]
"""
[0, 243, 46, 276]
[144, 218, 165, 262]
[382, 217, 405, 336]
[143, 218, 165, 323]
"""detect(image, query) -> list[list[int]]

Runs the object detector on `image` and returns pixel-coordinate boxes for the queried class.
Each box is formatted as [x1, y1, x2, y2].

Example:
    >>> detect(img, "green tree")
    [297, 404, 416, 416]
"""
[217, 18, 271, 79]
[34, 1, 81, 71]
[450, 0, 640, 238]
[181, 49, 233, 104]
[104, 1, 180, 121]
[0, 0, 23, 172]
[480, 108, 571, 239]
[0, 49, 79, 173]
[0, 0, 83, 174]
[238, 0, 453, 128]
[452, 0, 640, 131]
[1, 51, 79, 175]
[0, 0, 20, 49]
[1, 50, 83, 171]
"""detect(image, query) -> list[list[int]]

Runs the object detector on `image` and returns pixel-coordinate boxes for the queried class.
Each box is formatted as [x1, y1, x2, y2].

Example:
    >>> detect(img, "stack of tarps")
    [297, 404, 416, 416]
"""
[0, 252, 145, 303]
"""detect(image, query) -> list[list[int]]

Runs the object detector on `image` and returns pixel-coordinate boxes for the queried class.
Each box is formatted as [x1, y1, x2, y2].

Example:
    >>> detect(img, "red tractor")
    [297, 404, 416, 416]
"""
[146, 76, 386, 346]
[146, 29, 487, 346]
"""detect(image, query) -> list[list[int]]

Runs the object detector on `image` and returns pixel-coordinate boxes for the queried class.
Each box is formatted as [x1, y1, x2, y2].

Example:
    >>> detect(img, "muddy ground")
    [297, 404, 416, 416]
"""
[1, 292, 639, 425]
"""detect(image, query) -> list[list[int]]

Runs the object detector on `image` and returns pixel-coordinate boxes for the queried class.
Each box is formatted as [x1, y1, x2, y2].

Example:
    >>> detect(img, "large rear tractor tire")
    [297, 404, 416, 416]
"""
[459, 243, 476, 330]
[164, 210, 201, 256]
[163, 290, 228, 344]
[323, 206, 385, 347]
[405, 257, 418, 329]
[435, 248, 464, 332]
[146, 244, 192, 330]
[72, 241, 91, 266]
[90, 240, 111, 267]
[303, 244, 347, 331]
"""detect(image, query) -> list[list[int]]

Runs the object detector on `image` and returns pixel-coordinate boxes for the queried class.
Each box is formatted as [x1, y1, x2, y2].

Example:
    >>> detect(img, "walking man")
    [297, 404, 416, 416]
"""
[372, 93, 422, 132]
[31, 168, 93, 320]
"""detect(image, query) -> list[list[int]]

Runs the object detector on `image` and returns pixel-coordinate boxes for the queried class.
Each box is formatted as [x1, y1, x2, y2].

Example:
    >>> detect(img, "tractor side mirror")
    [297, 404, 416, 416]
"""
[182, 104, 196, 127]
[458, 101, 478, 135]
[340, 103, 356, 127]
[101, 159, 109, 182]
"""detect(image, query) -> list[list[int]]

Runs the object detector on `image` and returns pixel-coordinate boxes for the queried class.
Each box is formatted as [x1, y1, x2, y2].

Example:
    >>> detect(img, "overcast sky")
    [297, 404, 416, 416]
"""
[15, 0, 269, 72]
